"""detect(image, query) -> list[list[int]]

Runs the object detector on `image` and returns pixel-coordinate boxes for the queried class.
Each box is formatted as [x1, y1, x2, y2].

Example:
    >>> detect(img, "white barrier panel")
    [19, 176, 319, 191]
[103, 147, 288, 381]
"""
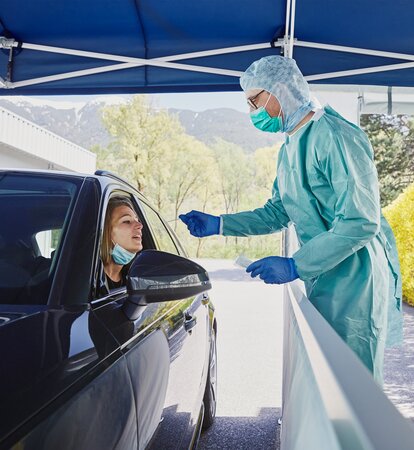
[281, 228, 414, 450]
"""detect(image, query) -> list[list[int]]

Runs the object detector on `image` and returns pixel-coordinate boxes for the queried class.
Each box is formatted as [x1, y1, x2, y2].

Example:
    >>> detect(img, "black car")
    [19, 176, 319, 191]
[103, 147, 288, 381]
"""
[0, 169, 217, 450]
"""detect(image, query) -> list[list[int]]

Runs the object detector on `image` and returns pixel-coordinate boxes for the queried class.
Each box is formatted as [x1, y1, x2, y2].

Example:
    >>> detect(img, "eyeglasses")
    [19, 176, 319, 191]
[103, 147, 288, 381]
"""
[247, 90, 265, 110]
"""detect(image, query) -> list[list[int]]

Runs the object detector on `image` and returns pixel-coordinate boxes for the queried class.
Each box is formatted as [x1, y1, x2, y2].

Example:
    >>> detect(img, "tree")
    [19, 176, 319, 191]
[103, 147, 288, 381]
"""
[211, 139, 252, 214]
[92, 95, 282, 259]
[97, 96, 217, 233]
[157, 134, 215, 232]
[101, 96, 183, 192]
[253, 145, 279, 192]
[360, 114, 414, 207]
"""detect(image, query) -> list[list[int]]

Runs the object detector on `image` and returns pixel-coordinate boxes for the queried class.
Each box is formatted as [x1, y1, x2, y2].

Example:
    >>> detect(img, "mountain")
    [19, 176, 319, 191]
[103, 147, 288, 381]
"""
[169, 108, 281, 151]
[0, 98, 281, 152]
[0, 98, 113, 150]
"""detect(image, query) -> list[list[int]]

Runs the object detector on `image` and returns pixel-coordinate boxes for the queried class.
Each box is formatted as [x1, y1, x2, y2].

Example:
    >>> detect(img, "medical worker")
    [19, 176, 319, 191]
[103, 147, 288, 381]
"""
[180, 55, 403, 384]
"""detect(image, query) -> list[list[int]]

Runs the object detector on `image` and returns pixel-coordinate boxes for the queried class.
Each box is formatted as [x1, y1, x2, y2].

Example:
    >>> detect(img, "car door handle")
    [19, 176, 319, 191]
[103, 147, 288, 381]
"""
[184, 313, 197, 332]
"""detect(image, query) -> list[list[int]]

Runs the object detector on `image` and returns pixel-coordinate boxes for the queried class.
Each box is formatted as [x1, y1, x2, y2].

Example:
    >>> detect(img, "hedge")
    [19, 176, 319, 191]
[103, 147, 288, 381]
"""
[383, 183, 414, 306]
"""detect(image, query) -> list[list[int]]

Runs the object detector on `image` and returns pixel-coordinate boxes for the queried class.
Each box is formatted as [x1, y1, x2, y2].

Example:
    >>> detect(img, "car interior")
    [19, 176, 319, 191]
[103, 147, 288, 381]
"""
[0, 192, 73, 305]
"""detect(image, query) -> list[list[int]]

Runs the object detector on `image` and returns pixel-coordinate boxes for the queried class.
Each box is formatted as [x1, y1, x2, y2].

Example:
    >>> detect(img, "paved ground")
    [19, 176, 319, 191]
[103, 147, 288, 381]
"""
[196, 259, 283, 450]
[196, 259, 414, 449]
[384, 303, 414, 423]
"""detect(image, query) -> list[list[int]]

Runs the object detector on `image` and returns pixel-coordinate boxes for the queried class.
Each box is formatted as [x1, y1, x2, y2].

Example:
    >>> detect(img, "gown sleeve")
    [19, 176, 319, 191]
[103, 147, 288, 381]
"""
[221, 177, 291, 237]
[293, 123, 381, 280]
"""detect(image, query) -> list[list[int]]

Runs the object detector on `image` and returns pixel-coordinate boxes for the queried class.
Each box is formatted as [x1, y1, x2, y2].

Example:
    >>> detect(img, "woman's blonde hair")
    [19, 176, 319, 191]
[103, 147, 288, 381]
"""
[101, 196, 136, 266]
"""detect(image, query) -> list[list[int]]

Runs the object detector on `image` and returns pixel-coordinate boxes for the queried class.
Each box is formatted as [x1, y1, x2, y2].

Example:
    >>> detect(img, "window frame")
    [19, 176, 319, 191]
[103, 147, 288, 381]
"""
[91, 187, 152, 304]
[135, 197, 182, 256]
[0, 172, 83, 306]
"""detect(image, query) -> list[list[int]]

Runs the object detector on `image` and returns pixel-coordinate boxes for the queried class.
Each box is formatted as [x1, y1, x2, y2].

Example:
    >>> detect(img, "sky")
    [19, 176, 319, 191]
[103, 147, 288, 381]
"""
[10, 91, 250, 113]
[7, 86, 414, 122]
[9, 89, 357, 123]
[3, 89, 359, 124]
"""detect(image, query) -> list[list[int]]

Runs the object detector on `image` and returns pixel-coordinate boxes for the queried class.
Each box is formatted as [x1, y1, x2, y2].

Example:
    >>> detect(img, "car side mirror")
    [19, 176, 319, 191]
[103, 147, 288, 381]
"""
[125, 250, 211, 314]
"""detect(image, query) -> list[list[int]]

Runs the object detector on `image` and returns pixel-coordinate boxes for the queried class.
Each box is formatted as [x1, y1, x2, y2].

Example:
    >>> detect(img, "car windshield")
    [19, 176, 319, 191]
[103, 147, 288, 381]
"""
[0, 172, 81, 305]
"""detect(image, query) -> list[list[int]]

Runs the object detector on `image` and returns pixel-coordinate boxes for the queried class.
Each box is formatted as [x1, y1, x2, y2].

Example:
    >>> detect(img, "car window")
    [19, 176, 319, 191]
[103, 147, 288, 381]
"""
[96, 193, 142, 299]
[0, 173, 81, 305]
[35, 229, 61, 258]
[139, 203, 179, 256]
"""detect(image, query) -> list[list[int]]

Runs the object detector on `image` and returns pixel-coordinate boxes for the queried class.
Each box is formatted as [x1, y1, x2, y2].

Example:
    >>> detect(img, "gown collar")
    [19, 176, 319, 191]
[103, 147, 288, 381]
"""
[284, 107, 325, 145]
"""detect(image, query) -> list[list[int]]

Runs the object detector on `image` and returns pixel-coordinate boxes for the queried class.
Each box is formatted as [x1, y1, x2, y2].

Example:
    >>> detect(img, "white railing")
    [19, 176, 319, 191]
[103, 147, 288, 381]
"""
[281, 226, 414, 450]
[0, 107, 96, 173]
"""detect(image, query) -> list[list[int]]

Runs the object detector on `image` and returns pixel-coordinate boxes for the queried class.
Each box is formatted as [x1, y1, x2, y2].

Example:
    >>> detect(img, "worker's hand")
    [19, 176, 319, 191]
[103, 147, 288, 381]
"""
[246, 256, 299, 284]
[179, 210, 220, 237]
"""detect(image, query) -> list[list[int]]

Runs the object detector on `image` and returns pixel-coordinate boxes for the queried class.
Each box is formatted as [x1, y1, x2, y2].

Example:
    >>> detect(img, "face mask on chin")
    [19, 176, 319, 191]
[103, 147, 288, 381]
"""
[111, 242, 136, 265]
[249, 93, 283, 133]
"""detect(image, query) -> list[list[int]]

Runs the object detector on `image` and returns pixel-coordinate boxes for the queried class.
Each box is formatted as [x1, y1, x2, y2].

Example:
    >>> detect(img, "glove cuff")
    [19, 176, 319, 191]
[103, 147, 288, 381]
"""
[289, 258, 300, 280]
[212, 215, 220, 235]
[218, 216, 224, 235]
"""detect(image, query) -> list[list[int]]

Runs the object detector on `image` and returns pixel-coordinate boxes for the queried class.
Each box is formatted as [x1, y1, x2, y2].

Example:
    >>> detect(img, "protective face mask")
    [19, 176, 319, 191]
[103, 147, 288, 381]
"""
[250, 94, 283, 133]
[111, 243, 136, 265]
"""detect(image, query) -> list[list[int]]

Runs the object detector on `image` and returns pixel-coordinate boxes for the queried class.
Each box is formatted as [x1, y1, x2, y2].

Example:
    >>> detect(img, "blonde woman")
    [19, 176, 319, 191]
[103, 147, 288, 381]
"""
[101, 196, 143, 290]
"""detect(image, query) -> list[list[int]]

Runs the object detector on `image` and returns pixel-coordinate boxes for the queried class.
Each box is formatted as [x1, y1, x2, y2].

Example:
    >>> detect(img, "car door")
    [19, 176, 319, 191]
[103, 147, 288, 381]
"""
[92, 188, 209, 449]
[0, 174, 137, 450]
[87, 189, 182, 449]
[136, 199, 210, 449]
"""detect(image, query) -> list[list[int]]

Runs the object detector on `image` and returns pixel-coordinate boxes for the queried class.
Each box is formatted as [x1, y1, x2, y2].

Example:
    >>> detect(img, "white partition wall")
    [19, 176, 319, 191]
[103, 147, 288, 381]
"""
[281, 227, 414, 450]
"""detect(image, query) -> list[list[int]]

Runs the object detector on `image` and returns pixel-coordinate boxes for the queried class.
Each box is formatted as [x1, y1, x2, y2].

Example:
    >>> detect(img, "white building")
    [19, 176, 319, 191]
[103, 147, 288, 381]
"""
[0, 106, 96, 173]
[311, 85, 414, 124]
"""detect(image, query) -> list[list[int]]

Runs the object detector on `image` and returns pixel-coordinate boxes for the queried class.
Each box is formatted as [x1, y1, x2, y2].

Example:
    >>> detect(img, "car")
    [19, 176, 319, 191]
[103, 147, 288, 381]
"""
[0, 168, 217, 450]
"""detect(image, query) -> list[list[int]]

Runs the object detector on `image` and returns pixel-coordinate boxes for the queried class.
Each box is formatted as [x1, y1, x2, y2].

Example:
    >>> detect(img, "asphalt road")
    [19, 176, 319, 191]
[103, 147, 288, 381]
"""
[196, 259, 283, 450]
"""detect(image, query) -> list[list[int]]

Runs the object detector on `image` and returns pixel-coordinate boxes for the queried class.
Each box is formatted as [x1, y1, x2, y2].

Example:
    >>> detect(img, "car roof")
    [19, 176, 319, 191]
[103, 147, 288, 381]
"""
[0, 168, 90, 179]
[0, 168, 148, 201]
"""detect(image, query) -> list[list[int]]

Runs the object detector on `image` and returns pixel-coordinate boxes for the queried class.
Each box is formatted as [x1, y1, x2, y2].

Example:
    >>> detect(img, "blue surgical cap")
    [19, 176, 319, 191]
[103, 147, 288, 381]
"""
[240, 56, 315, 133]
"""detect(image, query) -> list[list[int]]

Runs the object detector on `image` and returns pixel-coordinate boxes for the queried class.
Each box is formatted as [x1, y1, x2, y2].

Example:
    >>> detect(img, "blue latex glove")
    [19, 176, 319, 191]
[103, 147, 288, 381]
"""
[246, 256, 299, 284]
[179, 210, 220, 237]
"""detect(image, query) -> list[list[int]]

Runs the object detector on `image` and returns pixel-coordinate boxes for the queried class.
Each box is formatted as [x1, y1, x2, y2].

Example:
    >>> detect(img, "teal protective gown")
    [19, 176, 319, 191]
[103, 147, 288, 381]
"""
[222, 106, 403, 384]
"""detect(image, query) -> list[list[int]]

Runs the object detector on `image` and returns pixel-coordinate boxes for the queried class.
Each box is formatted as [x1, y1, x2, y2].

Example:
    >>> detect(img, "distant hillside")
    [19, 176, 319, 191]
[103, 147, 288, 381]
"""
[169, 108, 281, 152]
[0, 98, 281, 152]
[0, 98, 112, 150]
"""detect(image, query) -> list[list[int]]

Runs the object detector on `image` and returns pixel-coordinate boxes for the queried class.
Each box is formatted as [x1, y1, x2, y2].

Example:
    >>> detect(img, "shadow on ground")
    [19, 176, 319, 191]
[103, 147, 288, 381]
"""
[198, 407, 281, 450]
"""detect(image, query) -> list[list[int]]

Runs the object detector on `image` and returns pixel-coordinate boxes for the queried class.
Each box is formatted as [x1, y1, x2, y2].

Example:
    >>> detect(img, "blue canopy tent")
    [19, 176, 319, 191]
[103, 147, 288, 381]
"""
[2, 3, 414, 450]
[0, 0, 413, 95]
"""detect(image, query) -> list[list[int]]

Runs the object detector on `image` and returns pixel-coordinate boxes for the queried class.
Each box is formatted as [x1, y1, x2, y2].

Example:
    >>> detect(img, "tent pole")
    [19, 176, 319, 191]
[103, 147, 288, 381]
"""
[10, 63, 140, 89]
[289, 0, 296, 59]
[284, 0, 291, 57]
[5, 56, 414, 90]
[296, 40, 414, 62]
[0, 40, 285, 89]
[387, 87, 393, 114]
[305, 61, 414, 82]
[1, 39, 275, 64]
[357, 90, 364, 127]
[10, 61, 243, 89]
[3, 34, 414, 88]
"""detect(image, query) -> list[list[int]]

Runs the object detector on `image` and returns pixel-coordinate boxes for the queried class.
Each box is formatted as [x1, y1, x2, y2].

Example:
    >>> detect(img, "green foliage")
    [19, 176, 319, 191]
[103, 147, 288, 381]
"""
[361, 114, 414, 207]
[93, 95, 282, 259]
[210, 139, 252, 213]
[383, 183, 414, 306]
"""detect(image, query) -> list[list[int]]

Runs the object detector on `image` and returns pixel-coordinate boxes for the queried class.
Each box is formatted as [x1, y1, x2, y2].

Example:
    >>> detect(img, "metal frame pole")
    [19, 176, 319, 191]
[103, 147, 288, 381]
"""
[288, 0, 296, 59]
[2, 35, 414, 89]
[0, 39, 282, 89]
[284, 0, 292, 57]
